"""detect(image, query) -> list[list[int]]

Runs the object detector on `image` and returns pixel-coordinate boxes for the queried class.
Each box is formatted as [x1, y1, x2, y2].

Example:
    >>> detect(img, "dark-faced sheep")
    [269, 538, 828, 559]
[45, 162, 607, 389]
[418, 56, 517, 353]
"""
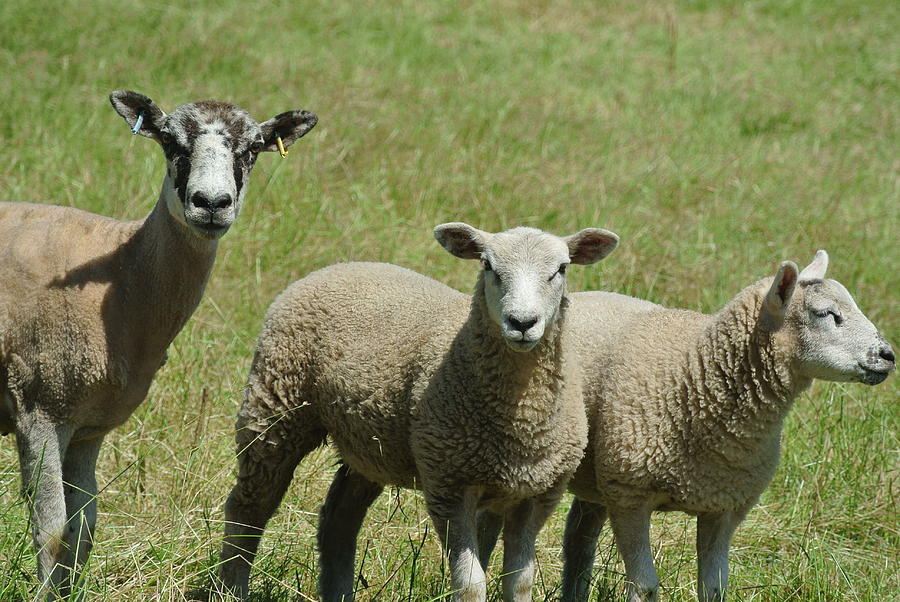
[0, 90, 316, 598]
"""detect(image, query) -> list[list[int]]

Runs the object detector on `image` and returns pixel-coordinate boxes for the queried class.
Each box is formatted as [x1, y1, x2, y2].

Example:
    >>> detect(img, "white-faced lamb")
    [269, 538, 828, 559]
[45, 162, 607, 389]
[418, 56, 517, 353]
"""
[217, 223, 620, 601]
[556, 250, 894, 602]
[0, 90, 317, 598]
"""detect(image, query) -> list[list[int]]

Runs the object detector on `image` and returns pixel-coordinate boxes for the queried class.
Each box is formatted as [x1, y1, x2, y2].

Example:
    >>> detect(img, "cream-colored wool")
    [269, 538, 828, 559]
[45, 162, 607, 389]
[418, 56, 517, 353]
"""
[558, 252, 895, 602]
[0, 90, 317, 600]
[218, 223, 620, 602]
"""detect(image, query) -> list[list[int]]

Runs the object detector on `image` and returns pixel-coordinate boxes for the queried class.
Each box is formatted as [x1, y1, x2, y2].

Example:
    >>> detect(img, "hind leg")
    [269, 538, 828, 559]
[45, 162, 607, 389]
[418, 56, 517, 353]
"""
[317, 464, 383, 601]
[476, 510, 503, 571]
[560, 498, 607, 602]
[608, 504, 658, 602]
[218, 409, 325, 599]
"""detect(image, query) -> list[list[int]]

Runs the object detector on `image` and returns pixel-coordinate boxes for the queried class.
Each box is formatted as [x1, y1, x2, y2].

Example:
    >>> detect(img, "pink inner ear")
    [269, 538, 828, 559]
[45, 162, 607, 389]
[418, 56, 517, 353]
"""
[778, 268, 797, 302]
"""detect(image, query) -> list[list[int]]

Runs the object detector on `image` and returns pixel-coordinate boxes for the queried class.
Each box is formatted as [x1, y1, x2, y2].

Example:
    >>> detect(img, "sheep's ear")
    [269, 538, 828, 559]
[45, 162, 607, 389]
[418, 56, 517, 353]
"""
[109, 90, 167, 140]
[798, 249, 828, 280]
[566, 228, 619, 265]
[434, 222, 486, 259]
[258, 110, 318, 152]
[761, 260, 799, 330]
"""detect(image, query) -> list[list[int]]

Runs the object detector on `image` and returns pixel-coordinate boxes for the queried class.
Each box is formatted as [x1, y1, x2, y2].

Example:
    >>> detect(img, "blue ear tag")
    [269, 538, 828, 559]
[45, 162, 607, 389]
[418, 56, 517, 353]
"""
[131, 111, 145, 135]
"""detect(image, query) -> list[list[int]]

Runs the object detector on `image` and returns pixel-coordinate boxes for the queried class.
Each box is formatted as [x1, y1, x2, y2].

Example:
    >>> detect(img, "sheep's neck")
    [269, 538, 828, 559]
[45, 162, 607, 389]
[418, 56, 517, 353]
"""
[676, 293, 804, 453]
[465, 293, 570, 419]
[115, 186, 218, 363]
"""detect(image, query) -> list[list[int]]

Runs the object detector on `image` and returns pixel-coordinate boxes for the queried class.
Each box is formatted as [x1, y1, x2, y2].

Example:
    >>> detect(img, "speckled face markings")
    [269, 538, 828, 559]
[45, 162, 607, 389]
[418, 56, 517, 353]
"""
[159, 101, 264, 239]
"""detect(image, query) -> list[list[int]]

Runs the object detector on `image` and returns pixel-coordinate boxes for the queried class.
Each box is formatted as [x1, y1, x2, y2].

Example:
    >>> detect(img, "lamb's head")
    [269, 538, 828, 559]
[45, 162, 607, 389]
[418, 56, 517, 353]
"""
[110, 90, 317, 240]
[435, 222, 619, 352]
[760, 250, 895, 386]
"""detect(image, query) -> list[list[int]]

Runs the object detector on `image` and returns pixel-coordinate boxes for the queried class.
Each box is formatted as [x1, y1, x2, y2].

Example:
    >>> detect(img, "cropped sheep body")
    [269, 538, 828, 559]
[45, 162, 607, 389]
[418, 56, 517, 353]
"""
[237, 261, 587, 509]
[0, 201, 212, 440]
[220, 223, 621, 602]
[566, 281, 802, 515]
[557, 253, 894, 602]
[0, 91, 319, 599]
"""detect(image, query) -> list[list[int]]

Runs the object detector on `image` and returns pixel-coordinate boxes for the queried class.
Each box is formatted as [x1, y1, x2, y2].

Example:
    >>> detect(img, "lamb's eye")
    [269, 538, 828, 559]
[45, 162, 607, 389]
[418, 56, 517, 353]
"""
[550, 263, 568, 281]
[813, 309, 843, 325]
[482, 259, 493, 272]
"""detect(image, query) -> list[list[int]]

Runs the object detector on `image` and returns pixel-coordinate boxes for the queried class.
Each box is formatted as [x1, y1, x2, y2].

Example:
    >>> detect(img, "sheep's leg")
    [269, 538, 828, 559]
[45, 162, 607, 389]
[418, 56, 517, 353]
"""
[317, 464, 383, 602]
[500, 487, 563, 602]
[560, 498, 607, 602]
[608, 505, 658, 602]
[219, 420, 321, 599]
[696, 510, 744, 602]
[476, 509, 503, 571]
[16, 412, 75, 600]
[58, 436, 104, 595]
[427, 487, 486, 602]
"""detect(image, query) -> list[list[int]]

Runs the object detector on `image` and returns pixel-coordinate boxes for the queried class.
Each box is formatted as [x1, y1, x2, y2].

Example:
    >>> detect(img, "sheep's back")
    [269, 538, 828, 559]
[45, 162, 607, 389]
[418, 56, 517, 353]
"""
[244, 262, 470, 487]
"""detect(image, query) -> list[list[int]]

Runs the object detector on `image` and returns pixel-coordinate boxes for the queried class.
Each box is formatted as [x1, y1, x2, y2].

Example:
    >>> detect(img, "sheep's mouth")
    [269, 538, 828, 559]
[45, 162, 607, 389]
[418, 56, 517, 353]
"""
[858, 364, 892, 385]
[506, 339, 539, 353]
[191, 222, 231, 240]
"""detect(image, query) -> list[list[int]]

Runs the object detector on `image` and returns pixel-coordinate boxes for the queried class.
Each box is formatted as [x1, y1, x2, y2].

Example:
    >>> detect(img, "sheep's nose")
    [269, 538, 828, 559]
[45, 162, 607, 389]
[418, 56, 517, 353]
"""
[190, 191, 233, 211]
[879, 345, 895, 364]
[507, 315, 538, 334]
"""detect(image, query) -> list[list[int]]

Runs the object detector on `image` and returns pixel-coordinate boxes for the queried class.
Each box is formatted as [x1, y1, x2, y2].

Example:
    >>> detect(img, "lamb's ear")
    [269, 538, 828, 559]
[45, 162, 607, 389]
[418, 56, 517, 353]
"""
[798, 249, 828, 280]
[761, 260, 799, 330]
[434, 222, 486, 259]
[566, 228, 619, 265]
[258, 110, 318, 152]
[109, 91, 167, 140]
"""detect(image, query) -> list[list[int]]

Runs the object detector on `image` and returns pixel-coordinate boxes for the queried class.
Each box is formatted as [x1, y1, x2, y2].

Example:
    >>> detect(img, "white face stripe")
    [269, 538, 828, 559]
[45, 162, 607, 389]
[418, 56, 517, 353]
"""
[187, 132, 237, 201]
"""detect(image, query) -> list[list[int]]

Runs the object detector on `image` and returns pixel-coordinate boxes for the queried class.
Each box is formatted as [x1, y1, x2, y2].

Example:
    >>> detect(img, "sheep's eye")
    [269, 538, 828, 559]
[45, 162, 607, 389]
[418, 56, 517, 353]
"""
[550, 263, 568, 281]
[482, 259, 493, 272]
[813, 309, 843, 325]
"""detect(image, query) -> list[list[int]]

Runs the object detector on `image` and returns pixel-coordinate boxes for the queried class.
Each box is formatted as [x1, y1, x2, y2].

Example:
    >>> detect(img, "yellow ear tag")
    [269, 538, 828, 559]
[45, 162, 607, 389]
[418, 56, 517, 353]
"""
[275, 133, 288, 158]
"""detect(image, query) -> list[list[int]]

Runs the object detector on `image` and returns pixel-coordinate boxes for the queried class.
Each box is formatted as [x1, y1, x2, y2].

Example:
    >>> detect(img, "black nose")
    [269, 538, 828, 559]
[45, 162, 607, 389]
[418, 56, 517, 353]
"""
[508, 316, 538, 334]
[190, 191, 233, 211]
[880, 346, 895, 363]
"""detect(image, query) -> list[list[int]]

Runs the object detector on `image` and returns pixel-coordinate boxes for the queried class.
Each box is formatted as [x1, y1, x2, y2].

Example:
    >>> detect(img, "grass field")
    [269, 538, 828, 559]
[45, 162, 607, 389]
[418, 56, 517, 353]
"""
[0, 0, 897, 600]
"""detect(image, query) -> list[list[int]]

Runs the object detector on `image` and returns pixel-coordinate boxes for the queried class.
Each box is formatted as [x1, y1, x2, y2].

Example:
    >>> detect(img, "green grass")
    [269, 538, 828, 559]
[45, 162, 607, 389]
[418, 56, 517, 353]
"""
[0, 0, 897, 599]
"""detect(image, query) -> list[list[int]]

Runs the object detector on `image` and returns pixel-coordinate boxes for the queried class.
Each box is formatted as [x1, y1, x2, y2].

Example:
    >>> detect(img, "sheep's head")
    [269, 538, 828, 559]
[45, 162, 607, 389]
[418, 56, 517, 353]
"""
[435, 223, 619, 352]
[760, 250, 895, 385]
[110, 90, 317, 240]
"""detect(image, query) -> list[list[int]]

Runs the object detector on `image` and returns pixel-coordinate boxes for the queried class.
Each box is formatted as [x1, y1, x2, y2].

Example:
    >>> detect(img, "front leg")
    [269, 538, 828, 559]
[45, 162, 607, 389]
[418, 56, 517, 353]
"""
[16, 412, 75, 599]
[60, 436, 104, 591]
[608, 504, 658, 602]
[696, 510, 745, 602]
[426, 487, 486, 602]
[501, 484, 566, 602]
